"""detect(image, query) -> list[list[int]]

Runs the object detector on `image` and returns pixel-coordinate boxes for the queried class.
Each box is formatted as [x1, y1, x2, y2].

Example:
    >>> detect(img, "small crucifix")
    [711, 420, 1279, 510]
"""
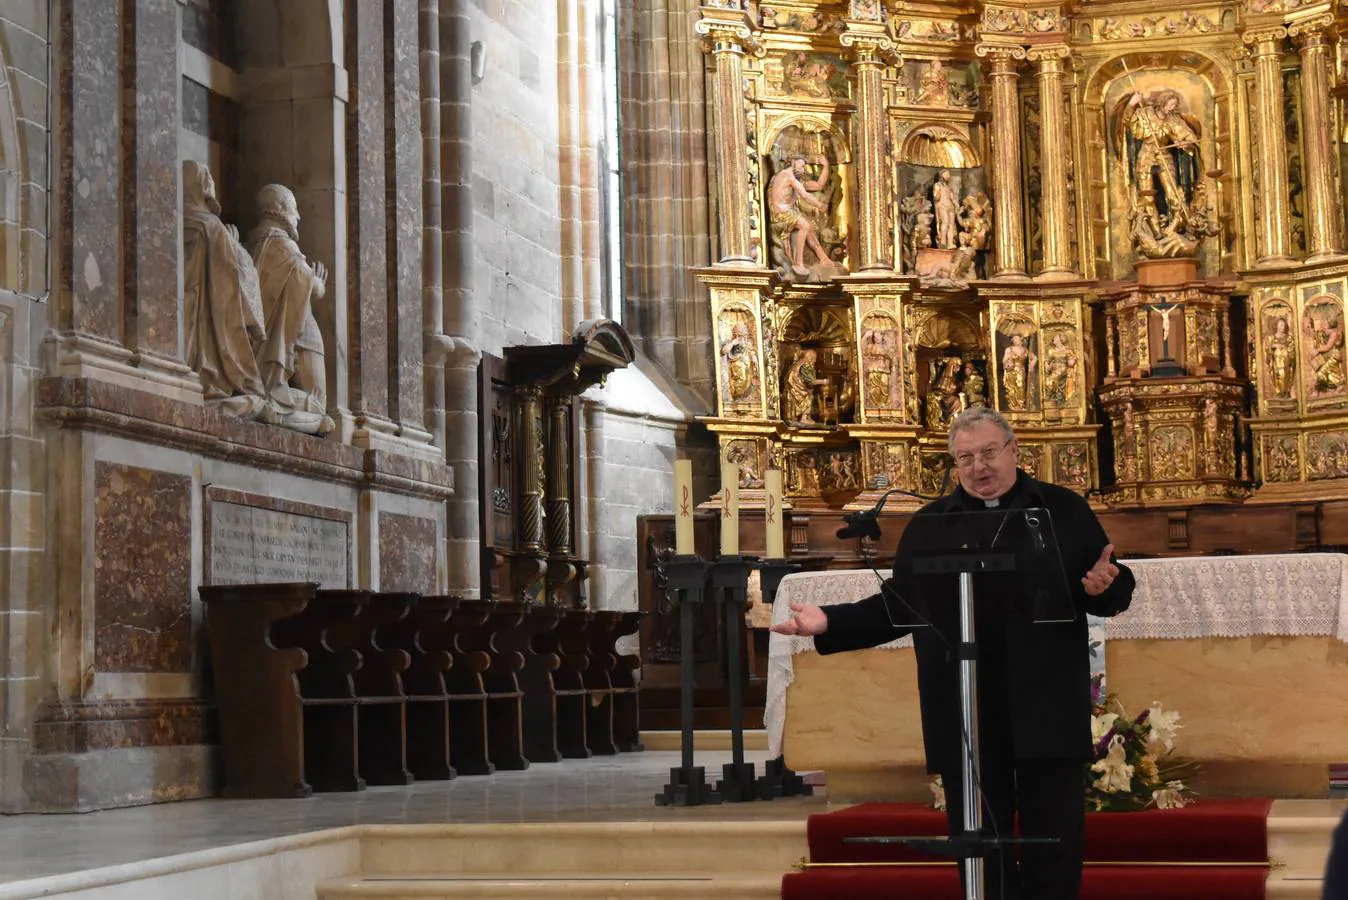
[1146, 297, 1183, 366]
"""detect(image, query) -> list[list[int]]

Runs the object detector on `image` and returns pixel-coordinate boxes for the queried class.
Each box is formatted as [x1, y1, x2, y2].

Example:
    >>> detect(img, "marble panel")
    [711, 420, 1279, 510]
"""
[93, 463, 192, 674]
[377, 512, 436, 593]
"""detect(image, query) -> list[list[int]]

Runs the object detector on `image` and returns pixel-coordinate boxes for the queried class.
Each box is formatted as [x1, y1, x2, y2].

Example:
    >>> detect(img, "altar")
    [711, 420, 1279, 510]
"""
[769, 553, 1348, 802]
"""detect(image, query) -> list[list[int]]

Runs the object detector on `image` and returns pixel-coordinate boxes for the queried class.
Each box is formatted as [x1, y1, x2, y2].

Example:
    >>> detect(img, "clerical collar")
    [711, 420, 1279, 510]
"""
[984, 498, 1001, 508]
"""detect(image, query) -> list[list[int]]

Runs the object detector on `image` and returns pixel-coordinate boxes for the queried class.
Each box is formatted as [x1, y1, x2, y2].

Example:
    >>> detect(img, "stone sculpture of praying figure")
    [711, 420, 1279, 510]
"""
[247, 185, 336, 436]
[182, 160, 275, 423]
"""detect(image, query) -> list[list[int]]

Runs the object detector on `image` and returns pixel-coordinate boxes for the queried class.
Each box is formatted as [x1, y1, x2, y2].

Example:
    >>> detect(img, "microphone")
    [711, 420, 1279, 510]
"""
[836, 485, 941, 541]
[837, 509, 883, 541]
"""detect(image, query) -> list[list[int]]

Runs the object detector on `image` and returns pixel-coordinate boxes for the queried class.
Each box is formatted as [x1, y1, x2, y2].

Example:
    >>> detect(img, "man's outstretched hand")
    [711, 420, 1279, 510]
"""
[770, 602, 829, 637]
[1082, 544, 1120, 597]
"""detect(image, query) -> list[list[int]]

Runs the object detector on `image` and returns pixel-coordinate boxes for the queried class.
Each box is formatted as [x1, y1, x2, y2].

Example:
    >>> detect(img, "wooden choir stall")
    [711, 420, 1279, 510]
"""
[201, 322, 646, 797]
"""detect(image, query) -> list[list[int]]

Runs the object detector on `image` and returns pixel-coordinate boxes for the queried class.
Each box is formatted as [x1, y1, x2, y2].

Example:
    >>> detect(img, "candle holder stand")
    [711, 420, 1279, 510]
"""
[753, 557, 814, 799]
[655, 555, 722, 807]
[709, 554, 766, 802]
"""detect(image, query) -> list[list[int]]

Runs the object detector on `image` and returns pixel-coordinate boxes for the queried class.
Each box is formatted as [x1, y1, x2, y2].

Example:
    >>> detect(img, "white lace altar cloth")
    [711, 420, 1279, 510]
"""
[765, 553, 1348, 757]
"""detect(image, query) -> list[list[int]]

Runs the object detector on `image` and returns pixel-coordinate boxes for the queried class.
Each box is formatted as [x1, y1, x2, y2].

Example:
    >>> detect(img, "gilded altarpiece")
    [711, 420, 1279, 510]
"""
[696, 0, 1348, 517]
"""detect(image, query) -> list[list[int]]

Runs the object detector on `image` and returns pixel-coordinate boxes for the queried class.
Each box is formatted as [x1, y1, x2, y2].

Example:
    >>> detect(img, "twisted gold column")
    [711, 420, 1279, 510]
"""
[517, 387, 545, 552]
[1243, 25, 1294, 266]
[696, 10, 759, 265]
[1030, 45, 1074, 280]
[977, 44, 1029, 280]
[842, 25, 899, 272]
[1290, 14, 1343, 261]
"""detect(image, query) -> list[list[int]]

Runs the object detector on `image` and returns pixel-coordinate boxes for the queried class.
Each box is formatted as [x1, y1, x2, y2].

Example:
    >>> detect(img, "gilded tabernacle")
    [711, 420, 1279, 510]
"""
[698, 0, 1348, 511]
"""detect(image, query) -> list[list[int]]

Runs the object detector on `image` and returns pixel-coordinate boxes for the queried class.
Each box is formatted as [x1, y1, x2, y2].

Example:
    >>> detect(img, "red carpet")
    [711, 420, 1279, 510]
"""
[782, 799, 1271, 899]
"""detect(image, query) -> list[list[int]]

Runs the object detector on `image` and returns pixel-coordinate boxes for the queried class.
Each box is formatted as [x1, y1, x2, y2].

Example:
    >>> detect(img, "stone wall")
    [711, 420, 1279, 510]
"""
[468, 0, 565, 354]
[0, 1, 49, 813]
[581, 363, 714, 615]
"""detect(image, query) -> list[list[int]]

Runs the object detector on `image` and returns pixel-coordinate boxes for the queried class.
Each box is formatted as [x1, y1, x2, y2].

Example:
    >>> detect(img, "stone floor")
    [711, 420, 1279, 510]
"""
[0, 750, 825, 885]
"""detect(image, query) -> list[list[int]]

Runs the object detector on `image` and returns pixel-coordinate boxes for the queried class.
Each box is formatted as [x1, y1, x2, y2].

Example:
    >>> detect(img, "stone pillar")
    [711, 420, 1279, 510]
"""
[1243, 25, 1293, 266]
[386, 0, 430, 441]
[52, 2, 128, 375]
[1290, 14, 1343, 261]
[977, 44, 1029, 280]
[347, 3, 395, 436]
[123, 0, 194, 387]
[841, 24, 899, 272]
[696, 8, 759, 265]
[440, 0, 482, 598]
[420, 0, 446, 449]
[1030, 45, 1074, 279]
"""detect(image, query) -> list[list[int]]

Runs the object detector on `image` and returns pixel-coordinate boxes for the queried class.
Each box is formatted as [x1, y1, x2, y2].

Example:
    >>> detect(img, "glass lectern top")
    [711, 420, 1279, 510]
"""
[895, 506, 1077, 625]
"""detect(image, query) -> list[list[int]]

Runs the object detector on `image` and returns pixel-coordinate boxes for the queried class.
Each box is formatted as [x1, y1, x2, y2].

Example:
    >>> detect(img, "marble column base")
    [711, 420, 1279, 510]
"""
[19, 698, 220, 812]
[22, 744, 220, 812]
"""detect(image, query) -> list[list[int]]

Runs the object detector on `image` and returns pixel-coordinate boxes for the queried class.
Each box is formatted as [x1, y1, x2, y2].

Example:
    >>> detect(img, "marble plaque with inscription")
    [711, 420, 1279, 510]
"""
[210, 502, 349, 587]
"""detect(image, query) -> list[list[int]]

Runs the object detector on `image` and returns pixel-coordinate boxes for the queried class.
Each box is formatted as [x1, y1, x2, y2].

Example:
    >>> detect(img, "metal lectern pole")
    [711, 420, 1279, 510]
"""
[957, 570, 984, 900]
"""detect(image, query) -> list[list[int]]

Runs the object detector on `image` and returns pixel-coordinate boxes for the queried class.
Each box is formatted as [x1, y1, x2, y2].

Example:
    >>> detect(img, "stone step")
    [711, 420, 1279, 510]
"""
[318, 873, 781, 899]
[1266, 875, 1325, 898]
[359, 821, 809, 877]
[1268, 799, 1345, 877]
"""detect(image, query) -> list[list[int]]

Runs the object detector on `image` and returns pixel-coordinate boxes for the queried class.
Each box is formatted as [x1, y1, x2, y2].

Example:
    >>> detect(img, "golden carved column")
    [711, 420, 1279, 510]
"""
[1243, 25, 1294, 266]
[977, 44, 1029, 279]
[1030, 45, 1074, 279]
[842, 24, 899, 272]
[1290, 14, 1343, 260]
[696, 9, 759, 265]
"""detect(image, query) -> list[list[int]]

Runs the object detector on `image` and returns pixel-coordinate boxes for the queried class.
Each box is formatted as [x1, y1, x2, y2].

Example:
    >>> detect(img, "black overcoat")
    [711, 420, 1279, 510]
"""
[814, 471, 1135, 772]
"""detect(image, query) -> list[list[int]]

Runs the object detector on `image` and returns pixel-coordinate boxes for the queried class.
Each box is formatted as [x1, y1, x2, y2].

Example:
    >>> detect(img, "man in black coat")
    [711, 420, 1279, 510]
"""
[772, 407, 1135, 900]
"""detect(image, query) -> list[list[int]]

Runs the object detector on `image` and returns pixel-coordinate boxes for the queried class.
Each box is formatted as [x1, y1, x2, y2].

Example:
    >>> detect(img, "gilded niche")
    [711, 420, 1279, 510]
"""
[717, 304, 761, 411]
[896, 125, 989, 285]
[1261, 299, 1297, 406]
[996, 317, 1040, 413]
[1302, 295, 1346, 403]
[780, 306, 856, 427]
[1112, 85, 1218, 260]
[860, 311, 901, 412]
[765, 124, 849, 282]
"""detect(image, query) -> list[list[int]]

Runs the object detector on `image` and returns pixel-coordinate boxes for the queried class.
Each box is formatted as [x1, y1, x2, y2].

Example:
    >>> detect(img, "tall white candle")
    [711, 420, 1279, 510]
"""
[720, 460, 739, 557]
[765, 468, 785, 559]
[674, 459, 694, 556]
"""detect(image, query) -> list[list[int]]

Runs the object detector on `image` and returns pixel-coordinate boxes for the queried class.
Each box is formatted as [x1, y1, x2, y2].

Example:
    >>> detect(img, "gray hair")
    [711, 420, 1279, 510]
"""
[947, 406, 1016, 455]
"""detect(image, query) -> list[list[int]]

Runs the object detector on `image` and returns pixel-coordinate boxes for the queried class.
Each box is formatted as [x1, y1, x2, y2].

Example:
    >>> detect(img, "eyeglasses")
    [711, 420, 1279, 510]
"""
[953, 438, 1013, 470]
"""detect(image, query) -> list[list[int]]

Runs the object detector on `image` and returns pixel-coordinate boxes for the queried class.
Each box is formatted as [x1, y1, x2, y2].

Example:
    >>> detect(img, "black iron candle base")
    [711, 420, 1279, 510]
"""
[757, 557, 799, 609]
[757, 755, 813, 798]
[655, 765, 722, 806]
